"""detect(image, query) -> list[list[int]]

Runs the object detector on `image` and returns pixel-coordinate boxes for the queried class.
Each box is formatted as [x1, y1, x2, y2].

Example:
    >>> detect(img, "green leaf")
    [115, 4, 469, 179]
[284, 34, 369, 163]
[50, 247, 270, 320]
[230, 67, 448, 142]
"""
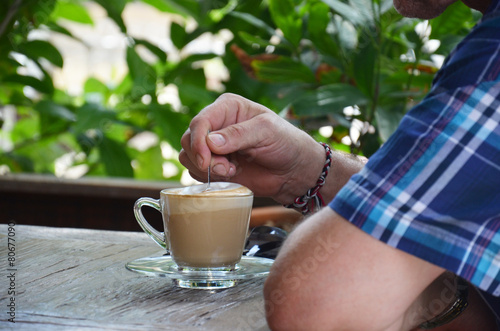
[114, 73, 133, 96]
[3, 74, 54, 95]
[182, 53, 218, 64]
[349, 0, 376, 27]
[30, 0, 58, 27]
[176, 66, 206, 89]
[385, 71, 434, 90]
[321, 0, 364, 26]
[98, 136, 134, 177]
[170, 22, 188, 50]
[141, 0, 198, 17]
[430, 2, 472, 38]
[375, 105, 404, 141]
[360, 130, 380, 157]
[292, 84, 369, 118]
[141, 0, 180, 12]
[308, 2, 339, 57]
[435, 35, 464, 55]
[229, 11, 280, 39]
[45, 22, 76, 39]
[208, 0, 238, 23]
[35, 100, 76, 121]
[132, 144, 165, 180]
[126, 46, 157, 97]
[380, 0, 395, 14]
[84, 77, 108, 94]
[268, 0, 302, 47]
[150, 104, 190, 151]
[0, 153, 34, 173]
[336, 17, 358, 52]
[34, 100, 76, 135]
[72, 103, 116, 135]
[352, 32, 376, 97]
[252, 57, 316, 83]
[84, 77, 109, 101]
[94, 0, 128, 33]
[237, 31, 272, 48]
[51, 0, 94, 25]
[10, 112, 39, 145]
[18, 40, 63, 68]
[133, 39, 167, 63]
[177, 83, 215, 110]
[12, 135, 70, 174]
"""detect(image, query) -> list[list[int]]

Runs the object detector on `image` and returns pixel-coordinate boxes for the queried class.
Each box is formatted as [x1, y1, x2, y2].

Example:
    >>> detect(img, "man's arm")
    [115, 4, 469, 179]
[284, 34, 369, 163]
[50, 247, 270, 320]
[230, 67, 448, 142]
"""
[263, 207, 445, 331]
[264, 208, 499, 330]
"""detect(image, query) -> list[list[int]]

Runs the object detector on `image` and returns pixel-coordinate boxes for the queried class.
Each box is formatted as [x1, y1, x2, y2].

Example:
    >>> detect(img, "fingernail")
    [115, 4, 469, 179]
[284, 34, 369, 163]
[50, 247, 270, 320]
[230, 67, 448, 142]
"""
[213, 164, 226, 176]
[196, 155, 204, 168]
[208, 133, 225, 147]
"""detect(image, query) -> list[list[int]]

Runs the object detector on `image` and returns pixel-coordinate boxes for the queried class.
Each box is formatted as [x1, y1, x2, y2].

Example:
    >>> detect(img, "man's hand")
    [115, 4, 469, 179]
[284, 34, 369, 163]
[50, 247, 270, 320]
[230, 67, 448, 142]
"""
[179, 93, 325, 204]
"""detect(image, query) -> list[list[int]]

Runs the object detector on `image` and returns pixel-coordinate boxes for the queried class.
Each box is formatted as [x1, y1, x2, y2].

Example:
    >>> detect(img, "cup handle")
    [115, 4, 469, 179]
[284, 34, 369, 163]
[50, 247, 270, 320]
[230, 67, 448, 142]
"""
[133, 197, 168, 251]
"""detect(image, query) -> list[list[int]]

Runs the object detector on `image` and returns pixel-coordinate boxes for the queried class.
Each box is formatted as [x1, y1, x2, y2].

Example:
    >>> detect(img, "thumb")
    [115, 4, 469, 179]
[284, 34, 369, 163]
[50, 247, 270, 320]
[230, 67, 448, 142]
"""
[207, 116, 273, 155]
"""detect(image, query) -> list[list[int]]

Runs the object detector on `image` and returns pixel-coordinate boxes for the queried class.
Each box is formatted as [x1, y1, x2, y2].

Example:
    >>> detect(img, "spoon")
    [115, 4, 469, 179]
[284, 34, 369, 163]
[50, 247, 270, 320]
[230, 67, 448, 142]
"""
[205, 130, 212, 192]
[206, 164, 211, 191]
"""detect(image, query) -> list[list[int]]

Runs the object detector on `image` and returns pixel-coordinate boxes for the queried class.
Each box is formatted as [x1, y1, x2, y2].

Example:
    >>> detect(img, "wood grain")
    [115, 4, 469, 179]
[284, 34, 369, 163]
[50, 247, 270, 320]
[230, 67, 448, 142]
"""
[0, 225, 271, 330]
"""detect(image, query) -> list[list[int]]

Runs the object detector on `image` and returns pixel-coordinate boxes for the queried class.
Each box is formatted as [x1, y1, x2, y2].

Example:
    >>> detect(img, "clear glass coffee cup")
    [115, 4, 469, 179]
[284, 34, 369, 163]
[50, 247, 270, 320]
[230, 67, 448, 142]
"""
[133, 182, 254, 287]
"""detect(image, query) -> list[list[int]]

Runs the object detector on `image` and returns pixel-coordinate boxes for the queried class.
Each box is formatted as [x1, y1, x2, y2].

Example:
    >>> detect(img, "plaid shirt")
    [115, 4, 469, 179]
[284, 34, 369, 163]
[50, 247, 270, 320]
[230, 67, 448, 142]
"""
[330, 0, 500, 296]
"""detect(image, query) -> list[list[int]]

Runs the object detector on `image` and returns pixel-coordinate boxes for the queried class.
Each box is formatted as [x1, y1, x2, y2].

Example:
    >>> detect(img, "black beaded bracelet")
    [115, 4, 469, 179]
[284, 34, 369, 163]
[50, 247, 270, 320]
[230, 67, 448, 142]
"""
[284, 142, 333, 215]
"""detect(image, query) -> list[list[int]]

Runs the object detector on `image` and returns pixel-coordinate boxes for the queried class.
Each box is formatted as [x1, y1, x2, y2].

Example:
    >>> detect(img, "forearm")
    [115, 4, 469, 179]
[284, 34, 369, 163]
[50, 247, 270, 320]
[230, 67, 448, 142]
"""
[319, 149, 367, 204]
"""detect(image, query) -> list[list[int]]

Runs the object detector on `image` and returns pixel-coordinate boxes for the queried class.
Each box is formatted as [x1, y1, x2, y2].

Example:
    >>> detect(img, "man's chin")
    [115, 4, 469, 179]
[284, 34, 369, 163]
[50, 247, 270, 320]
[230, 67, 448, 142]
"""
[393, 0, 449, 19]
[395, 7, 443, 19]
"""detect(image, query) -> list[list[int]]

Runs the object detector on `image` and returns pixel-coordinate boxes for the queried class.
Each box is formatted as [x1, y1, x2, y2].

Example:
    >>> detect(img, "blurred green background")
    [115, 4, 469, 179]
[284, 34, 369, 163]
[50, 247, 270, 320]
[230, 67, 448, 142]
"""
[0, 0, 479, 183]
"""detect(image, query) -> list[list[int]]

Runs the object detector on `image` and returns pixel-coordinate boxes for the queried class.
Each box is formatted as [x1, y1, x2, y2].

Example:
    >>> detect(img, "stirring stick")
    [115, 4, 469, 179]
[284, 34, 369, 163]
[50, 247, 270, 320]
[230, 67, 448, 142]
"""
[205, 130, 212, 191]
[207, 164, 211, 191]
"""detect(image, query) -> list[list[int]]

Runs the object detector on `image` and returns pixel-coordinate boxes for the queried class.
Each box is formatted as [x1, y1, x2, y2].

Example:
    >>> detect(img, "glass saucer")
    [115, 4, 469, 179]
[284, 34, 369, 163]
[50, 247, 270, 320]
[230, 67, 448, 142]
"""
[125, 255, 274, 289]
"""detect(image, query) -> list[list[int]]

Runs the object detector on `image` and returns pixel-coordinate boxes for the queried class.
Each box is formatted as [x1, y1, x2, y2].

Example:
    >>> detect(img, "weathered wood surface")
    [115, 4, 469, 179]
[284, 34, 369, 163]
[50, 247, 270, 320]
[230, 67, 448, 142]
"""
[0, 225, 270, 330]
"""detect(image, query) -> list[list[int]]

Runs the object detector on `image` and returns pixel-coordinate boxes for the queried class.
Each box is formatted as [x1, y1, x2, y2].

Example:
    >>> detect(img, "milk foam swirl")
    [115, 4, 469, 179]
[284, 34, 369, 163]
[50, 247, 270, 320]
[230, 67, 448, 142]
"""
[164, 182, 252, 196]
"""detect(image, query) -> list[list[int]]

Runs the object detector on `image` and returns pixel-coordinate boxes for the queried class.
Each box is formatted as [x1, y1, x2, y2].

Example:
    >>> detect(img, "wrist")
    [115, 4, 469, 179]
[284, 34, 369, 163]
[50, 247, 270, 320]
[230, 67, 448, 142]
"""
[284, 142, 332, 214]
[419, 275, 469, 329]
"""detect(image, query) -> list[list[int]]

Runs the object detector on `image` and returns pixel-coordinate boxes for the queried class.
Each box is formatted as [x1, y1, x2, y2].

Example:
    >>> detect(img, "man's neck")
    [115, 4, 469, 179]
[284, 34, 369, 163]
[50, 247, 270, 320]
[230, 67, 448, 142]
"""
[461, 0, 492, 13]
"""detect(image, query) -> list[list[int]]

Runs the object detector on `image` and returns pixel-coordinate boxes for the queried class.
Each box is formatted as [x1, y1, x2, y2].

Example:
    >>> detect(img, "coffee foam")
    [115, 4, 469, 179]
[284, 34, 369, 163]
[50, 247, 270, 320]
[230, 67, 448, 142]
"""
[163, 182, 252, 197]
[162, 183, 253, 214]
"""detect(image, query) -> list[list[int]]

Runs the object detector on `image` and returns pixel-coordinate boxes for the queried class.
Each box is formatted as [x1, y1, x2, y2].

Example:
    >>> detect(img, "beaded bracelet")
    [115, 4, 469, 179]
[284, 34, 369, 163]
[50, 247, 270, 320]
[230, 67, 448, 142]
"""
[284, 142, 333, 215]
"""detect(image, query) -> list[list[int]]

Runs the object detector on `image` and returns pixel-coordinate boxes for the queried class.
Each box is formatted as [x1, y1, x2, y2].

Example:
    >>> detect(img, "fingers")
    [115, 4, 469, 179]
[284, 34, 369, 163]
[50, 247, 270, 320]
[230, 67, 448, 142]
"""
[180, 93, 273, 174]
[210, 154, 237, 177]
[206, 113, 275, 156]
[180, 124, 237, 180]
[179, 148, 236, 181]
[185, 118, 211, 171]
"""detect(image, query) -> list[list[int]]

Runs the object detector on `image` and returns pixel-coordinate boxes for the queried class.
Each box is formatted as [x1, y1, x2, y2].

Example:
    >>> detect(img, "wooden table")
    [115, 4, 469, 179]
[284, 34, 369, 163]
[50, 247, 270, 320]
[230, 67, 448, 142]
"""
[0, 224, 271, 330]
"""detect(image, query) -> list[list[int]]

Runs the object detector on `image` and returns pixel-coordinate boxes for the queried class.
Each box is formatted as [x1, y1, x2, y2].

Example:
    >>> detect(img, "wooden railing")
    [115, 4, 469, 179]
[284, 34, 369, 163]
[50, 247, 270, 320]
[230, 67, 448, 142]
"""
[0, 174, 290, 231]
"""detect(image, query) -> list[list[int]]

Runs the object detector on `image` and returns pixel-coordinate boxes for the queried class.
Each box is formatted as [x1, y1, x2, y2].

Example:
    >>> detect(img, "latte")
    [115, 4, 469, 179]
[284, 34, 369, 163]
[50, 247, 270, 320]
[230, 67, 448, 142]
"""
[162, 183, 253, 269]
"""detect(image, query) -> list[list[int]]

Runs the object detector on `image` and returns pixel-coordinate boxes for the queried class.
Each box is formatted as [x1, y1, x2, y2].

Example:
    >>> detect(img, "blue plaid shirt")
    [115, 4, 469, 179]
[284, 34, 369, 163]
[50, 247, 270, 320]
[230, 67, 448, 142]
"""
[330, 0, 500, 296]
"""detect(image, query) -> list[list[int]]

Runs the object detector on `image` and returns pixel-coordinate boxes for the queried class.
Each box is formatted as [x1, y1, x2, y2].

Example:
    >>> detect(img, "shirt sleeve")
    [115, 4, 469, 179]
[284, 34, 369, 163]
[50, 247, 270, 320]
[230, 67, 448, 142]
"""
[329, 12, 500, 296]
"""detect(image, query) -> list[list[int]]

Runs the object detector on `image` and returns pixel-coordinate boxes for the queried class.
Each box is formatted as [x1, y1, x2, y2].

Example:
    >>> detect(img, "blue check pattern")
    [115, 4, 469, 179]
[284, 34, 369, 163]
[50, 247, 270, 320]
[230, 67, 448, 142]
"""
[330, 0, 500, 296]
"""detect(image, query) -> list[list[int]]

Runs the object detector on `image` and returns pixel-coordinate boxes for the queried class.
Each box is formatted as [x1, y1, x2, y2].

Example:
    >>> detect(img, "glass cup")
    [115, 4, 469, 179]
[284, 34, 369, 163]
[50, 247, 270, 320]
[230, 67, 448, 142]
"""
[133, 182, 253, 288]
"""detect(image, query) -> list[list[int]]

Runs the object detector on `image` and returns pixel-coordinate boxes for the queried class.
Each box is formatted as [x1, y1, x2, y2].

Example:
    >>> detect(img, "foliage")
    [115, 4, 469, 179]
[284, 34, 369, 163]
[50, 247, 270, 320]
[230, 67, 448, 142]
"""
[0, 0, 478, 180]
[228, 0, 478, 155]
